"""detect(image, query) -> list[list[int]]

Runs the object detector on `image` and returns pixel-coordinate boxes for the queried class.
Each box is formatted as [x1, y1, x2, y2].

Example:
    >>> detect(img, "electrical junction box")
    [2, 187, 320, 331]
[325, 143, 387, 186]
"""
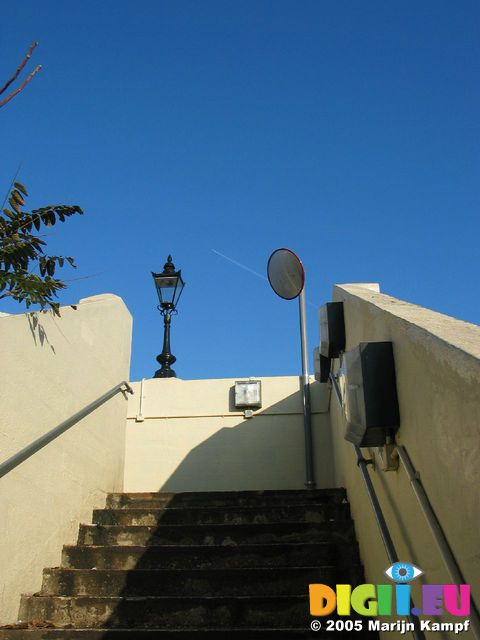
[313, 346, 332, 383]
[234, 379, 262, 409]
[319, 302, 345, 359]
[344, 342, 400, 448]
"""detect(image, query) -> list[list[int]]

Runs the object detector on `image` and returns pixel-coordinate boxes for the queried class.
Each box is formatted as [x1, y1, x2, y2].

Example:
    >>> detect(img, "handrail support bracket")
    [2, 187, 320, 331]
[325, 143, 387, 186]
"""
[357, 455, 374, 468]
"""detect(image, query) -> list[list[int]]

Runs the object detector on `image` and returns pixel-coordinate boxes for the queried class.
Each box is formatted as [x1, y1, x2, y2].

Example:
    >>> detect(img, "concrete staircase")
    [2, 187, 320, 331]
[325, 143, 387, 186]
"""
[0, 489, 378, 638]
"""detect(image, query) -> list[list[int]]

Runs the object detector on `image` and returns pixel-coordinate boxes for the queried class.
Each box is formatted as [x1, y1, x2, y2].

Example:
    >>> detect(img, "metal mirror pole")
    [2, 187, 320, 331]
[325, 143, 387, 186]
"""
[299, 288, 316, 489]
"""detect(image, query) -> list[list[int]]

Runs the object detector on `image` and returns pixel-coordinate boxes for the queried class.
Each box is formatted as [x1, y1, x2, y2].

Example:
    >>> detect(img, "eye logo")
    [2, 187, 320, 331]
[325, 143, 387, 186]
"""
[385, 562, 423, 583]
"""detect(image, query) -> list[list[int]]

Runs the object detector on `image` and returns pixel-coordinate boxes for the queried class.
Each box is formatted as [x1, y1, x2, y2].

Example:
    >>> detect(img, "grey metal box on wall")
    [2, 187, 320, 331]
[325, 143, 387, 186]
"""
[344, 342, 400, 447]
[319, 302, 345, 359]
[313, 346, 332, 383]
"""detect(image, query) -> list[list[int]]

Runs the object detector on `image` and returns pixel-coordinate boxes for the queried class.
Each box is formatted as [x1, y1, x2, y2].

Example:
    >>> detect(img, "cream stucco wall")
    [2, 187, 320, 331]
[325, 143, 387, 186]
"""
[328, 284, 480, 640]
[125, 376, 334, 491]
[0, 294, 132, 624]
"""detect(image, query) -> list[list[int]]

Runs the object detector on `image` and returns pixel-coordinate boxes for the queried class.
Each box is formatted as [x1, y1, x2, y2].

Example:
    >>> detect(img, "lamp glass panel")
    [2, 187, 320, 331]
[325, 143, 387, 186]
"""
[155, 275, 179, 305]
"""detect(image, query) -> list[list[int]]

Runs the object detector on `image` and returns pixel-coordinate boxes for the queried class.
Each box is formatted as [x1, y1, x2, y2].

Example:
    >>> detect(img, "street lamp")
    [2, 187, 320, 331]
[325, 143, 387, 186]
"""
[152, 255, 185, 378]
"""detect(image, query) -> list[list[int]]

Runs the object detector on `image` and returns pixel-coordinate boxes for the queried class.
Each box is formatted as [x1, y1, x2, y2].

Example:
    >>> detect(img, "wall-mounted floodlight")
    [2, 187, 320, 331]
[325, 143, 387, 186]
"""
[235, 380, 262, 409]
[267, 248, 315, 489]
[344, 341, 400, 447]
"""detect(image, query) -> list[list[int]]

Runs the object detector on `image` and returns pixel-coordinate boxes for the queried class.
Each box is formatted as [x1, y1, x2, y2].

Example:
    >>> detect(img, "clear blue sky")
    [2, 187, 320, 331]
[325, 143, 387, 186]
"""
[1, 1, 479, 381]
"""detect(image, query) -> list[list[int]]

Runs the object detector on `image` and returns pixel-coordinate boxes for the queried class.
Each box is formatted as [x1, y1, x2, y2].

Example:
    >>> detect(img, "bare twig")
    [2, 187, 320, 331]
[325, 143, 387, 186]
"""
[1, 162, 22, 210]
[61, 271, 105, 283]
[0, 65, 42, 109]
[0, 41, 39, 96]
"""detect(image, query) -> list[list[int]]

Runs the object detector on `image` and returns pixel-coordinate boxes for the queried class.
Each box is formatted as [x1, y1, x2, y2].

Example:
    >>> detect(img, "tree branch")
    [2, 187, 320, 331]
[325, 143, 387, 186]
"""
[0, 65, 42, 109]
[0, 41, 39, 96]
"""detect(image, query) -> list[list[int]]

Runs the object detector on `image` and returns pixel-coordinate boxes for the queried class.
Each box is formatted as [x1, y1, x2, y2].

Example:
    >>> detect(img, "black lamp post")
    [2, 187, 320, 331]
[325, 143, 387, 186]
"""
[152, 255, 185, 378]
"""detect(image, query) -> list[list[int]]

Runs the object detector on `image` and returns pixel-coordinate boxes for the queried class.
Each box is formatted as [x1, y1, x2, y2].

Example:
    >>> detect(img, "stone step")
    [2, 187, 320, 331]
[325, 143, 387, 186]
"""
[0, 628, 378, 639]
[105, 489, 347, 510]
[40, 566, 364, 597]
[92, 504, 350, 527]
[78, 521, 356, 547]
[19, 595, 364, 629]
[61, 543, 358, 571]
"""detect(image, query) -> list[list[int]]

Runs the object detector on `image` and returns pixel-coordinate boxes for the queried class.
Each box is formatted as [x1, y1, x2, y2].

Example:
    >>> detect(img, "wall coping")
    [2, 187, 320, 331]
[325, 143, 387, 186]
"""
[334, 283, 480, 362]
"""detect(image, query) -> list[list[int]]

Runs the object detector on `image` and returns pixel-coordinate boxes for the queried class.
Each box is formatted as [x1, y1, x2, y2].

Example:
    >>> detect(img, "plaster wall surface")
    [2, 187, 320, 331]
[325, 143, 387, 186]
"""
[125, 376, 333, 491]
[329, 284, 480, 640]
[0, 294, 132, 624]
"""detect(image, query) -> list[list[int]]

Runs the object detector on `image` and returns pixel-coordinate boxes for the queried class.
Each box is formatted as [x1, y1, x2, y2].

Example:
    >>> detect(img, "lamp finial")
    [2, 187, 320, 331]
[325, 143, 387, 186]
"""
[163, 255, 175, 274]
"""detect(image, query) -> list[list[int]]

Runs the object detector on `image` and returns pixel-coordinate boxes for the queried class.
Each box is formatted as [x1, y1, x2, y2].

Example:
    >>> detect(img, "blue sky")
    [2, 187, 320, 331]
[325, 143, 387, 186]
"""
[1, 1, 479, 381]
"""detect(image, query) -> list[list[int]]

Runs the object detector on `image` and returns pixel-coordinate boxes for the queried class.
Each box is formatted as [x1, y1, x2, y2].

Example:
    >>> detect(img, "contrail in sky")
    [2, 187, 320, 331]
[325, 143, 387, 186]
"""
[211, 248, 317, 309]
[211, 249, 268, 282]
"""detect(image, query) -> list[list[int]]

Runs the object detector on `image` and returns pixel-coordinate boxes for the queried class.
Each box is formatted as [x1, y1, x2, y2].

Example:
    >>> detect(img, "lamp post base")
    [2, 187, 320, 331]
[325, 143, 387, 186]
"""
[154, 367, 176, 378]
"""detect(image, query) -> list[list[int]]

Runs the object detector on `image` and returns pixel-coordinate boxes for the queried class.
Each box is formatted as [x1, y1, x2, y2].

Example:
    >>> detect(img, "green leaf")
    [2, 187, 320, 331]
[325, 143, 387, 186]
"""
[49, 302, 61, 317]
[14, 182, 28, 196]
[8, 197, 21, 214]
[2, 208, 16, 220]
[46, 259, 55, 276]
[40, 211, 51, 225]
[11, 190, 25, 206]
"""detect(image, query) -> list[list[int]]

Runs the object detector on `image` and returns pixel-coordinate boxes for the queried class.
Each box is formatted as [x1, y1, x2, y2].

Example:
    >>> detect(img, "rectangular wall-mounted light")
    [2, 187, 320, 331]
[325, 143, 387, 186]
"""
[234, 380, 262, 409]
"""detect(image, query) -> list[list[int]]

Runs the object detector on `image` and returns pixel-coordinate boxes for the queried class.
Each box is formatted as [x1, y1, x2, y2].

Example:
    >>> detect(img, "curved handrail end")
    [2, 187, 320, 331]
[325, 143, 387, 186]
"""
[122, 381, 134, 395]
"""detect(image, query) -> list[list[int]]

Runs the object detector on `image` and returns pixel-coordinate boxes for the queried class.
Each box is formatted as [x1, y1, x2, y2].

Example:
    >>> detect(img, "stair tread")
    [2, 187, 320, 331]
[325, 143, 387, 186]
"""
[79, 521, 354, 534]
[27, 595, 313, 601]
[91, 504, 350, 527]
[81, 521, 352, 528]
[107, 489, 347, 497]
[78, 521, 355, 546]
[0, 629, 376, 638]
[65, 541, 341, 549]
[95, 505, 346, 512]
[0, 627, 369, 630]
[46, 566, 339, 573]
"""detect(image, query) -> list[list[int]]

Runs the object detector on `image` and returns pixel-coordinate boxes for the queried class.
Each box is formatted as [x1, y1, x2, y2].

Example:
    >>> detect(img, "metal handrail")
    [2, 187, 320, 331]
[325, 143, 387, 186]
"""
[353, 445, 399, 566]
[0, 381, 134, 479]
[354, 445, 425, 640]
[329, 371, 343, 407]
[330, 372, 425, 640]
[396, 445, 480, 639]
